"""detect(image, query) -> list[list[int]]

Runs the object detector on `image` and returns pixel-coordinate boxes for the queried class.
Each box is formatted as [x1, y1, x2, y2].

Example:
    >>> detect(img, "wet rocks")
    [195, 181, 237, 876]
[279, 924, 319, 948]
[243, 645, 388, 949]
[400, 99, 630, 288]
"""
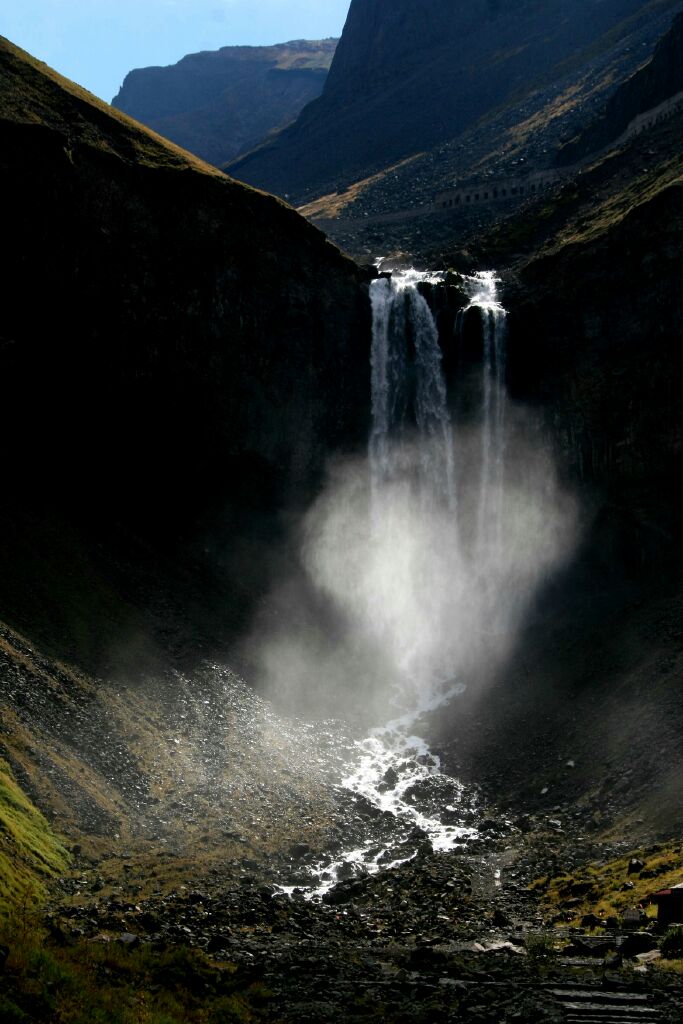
[37, 830, 683, 1024]
[620, 932, 660, 958]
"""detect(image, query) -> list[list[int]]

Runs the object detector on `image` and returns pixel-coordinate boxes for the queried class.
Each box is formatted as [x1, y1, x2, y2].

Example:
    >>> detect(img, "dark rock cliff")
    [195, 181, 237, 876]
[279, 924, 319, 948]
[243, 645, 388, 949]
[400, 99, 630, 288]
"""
[558, 11, 683, 164]
[0, 37, 370, 673]
[112, 39, 337, 168]
[430, 94, 683, 828]
[228, 0, 683, 202]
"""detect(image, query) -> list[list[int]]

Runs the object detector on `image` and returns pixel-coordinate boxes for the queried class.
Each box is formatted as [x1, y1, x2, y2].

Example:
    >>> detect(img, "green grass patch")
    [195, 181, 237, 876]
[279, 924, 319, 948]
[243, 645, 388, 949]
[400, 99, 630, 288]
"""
[0, 758, 70, 915]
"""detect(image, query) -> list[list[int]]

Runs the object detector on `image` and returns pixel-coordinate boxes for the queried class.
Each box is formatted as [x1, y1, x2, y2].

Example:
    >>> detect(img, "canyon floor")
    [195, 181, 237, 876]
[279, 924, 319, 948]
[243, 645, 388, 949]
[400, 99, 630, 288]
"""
[2, 630, 683, 1022]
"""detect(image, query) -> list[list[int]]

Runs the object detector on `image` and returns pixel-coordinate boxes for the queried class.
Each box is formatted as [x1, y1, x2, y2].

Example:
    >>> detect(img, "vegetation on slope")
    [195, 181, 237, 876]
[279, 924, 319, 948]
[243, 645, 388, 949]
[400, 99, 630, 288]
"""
[534, 842, 683, 927]
[0, 930, 268, 1024]
[0, 38, 234, 180]
[0, 758, 69, 915]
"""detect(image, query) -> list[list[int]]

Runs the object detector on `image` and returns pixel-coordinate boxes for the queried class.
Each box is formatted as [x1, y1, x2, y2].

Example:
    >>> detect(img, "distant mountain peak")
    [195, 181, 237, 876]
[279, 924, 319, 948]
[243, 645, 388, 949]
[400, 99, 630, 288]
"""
[112, 38, 338, 167]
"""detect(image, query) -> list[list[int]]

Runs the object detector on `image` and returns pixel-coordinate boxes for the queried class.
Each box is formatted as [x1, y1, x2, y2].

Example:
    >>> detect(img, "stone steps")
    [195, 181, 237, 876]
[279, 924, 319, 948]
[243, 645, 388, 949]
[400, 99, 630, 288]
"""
[550, 987, 662, 1022]
[564, 1018, 659, 1024]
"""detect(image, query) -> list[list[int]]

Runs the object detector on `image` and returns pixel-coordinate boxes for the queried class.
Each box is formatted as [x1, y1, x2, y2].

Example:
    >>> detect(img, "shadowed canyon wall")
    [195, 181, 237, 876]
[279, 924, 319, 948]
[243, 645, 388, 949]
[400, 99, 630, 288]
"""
[0, 37, 371, 673]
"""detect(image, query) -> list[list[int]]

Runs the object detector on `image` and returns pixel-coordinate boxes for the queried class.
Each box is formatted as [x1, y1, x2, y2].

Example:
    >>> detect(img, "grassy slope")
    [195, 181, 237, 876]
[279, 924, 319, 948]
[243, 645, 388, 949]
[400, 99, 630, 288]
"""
[0, 758, 69, 914]
[0, 931, 266, 1024]
[536, 841, 683, 926]
[0, 36, 230, 178]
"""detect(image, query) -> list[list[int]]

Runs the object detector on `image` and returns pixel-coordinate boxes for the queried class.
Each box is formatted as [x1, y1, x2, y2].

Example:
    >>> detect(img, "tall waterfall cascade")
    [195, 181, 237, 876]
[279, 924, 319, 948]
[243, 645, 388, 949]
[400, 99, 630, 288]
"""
[370, 267, 509, 545]
[369, 269, 456, 510]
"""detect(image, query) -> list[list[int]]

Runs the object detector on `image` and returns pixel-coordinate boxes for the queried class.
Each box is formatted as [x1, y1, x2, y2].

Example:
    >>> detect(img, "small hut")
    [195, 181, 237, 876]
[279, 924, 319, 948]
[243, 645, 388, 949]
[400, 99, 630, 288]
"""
[649, 884, 683, 926]
[621, 907, 644, 930]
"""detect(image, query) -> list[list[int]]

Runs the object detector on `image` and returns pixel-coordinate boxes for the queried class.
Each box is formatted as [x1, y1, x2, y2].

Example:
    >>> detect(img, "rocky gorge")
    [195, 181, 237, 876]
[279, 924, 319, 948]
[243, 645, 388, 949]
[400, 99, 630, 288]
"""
[1, 3, 683, 1023]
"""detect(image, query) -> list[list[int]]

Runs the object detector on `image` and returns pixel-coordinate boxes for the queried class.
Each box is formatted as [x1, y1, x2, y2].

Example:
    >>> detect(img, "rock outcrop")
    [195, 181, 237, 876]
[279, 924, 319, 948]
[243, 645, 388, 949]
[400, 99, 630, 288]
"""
[228, 0, 683, 203]
[0, 36, 370, 673]
[558, 11, 683, 164]
[112, 39, 337, 168]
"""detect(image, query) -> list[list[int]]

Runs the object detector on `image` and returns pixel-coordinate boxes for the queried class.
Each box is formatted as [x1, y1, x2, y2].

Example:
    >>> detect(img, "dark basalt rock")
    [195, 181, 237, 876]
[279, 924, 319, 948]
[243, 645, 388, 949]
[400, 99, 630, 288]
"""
[620, 932, 659, 957]
[0, 36, 371, 673]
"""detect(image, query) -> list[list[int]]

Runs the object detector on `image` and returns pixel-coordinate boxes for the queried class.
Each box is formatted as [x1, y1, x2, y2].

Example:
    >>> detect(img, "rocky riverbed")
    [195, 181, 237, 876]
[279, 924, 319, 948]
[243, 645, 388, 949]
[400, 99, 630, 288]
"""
[42, 828, 683, 1023]
[3, 640, 682, 1021]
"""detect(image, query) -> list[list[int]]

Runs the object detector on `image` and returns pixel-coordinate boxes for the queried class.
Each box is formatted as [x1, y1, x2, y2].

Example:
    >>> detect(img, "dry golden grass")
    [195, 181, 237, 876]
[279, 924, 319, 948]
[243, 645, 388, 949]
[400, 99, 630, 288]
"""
[298, 155, 424, 220]
[535, 842, 683, 927]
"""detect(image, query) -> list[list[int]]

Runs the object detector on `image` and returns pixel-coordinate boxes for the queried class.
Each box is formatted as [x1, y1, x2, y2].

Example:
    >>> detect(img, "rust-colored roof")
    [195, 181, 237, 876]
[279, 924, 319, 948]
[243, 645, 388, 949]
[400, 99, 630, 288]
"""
[651, 886, 683, 899]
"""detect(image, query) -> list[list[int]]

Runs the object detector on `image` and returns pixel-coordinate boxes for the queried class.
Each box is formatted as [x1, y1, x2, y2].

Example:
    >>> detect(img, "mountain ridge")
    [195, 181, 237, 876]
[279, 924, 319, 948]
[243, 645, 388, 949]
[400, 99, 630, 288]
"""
[229, 0, 683, 206]
[112, 37, 338, 168]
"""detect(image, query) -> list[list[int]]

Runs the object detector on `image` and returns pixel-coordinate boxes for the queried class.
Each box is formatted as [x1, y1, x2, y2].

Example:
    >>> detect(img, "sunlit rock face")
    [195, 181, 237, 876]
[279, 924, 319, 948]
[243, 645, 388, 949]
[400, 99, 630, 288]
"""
[112, 39, 337, 167]
[228, 0, 682, 202]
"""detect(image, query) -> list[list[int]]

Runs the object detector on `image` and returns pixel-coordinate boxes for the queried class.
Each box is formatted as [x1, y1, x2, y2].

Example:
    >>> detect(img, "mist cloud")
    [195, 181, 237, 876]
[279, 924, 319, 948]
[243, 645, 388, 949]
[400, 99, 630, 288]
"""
[249, 408, 580, 725]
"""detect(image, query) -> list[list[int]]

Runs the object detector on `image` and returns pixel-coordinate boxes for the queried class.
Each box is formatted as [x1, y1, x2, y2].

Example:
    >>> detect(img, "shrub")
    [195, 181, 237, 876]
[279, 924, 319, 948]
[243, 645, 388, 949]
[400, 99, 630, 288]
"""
[662, 926, 683, 959]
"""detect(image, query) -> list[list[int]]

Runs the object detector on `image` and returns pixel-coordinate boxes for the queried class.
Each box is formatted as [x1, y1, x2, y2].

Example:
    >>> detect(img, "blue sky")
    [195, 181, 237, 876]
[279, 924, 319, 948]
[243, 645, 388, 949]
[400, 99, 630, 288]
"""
[1, 0, 351, 102]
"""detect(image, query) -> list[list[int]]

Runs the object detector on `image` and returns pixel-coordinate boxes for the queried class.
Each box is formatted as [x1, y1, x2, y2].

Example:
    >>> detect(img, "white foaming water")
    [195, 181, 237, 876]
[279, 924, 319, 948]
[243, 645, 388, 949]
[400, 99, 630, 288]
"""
[341, 682, 476, 855]
[278, 683, 479, 900]
[370, 269, 455, 510]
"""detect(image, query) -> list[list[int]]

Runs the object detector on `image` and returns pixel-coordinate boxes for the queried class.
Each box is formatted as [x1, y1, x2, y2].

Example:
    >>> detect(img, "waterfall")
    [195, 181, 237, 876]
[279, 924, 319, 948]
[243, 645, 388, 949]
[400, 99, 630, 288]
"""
[462, 271, 508, 556]
[371, 267, 508, 548]
[369, 270, 455, 510]
[273, 265, 561, 899]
